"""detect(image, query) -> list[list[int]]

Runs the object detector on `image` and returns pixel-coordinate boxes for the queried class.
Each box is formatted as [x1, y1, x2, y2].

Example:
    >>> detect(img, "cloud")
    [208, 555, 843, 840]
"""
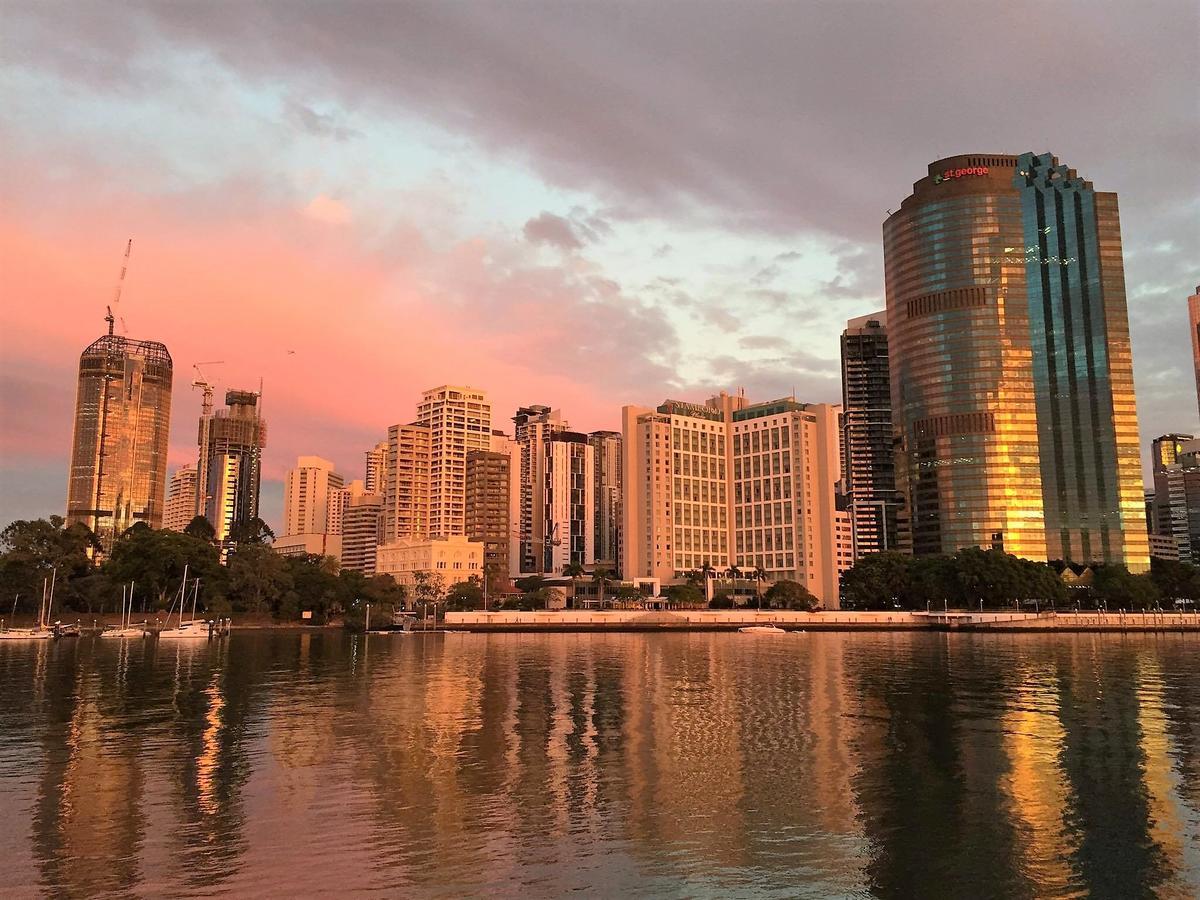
[522, 211, 583, 250]
[303, 194, 352, 225]
[284, 99, 360, 141]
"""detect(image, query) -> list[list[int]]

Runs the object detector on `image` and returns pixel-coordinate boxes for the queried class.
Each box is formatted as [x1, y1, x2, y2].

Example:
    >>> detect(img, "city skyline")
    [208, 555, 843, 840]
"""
[3, 3, 1197, 531]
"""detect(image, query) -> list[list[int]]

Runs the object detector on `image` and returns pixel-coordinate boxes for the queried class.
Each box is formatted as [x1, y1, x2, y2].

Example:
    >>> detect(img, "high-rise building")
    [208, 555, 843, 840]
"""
[66, 318, 172, 553]
[513, 406, 570, 573]
[622, 399, 730, 583]
[544, 432, 595, 574]
[1151, 434, 1199, 565]
[340, 480, 383, 574]
[465, 449, 512, 595]
[589, 431, 623, 574]
[730, 399, 843, 605]
[383, 422, 430, 542]
[364, 440, 388, 496]
[490, 430, 522, 577]
[282, 456, 344, 536]
[840, 312, 899, 558]
[1014, 152, 1149, 571]
[1190, 286, 1200, 421]
[416, 385, 491, 538]
[199, 389, 267, 546]
[163, 466, 198, 532]
[884, 152, 1148, 570]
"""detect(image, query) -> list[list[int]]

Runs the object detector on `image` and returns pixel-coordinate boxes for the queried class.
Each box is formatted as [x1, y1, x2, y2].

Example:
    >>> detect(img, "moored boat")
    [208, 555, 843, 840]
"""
[739, 624, 788, 634]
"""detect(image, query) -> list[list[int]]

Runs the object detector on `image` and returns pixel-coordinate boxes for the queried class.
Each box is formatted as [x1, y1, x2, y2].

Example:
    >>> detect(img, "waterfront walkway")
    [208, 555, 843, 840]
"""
[446, 609, 1200, 633]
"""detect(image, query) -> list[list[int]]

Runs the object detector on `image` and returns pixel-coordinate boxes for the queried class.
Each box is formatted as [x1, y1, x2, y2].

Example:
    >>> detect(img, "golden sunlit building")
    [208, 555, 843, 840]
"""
[66, 316, 172, 553]
[885, 153, 1149, 570]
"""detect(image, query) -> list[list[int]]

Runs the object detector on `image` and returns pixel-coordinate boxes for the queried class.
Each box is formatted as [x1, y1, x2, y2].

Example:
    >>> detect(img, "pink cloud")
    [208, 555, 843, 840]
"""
[0, 154, 678, 526]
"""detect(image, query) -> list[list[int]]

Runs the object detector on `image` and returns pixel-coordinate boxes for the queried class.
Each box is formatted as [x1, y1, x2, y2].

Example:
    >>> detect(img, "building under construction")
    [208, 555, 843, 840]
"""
[66, 318, 173, 553]
[198, 389, 267, 546]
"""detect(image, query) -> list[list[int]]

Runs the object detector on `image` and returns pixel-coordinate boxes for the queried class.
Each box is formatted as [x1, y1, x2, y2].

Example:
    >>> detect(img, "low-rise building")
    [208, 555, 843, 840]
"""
[375, 535, 484, 588]
[273, 533, 342, 560]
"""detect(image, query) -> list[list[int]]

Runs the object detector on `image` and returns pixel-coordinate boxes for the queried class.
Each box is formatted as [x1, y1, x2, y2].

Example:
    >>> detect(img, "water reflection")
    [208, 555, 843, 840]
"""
[2, 632, 1199, 897]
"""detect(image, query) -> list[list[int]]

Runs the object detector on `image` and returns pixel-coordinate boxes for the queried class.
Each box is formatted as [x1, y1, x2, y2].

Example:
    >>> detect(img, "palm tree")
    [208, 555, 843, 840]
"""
[592, 566, 613, 608]
[700, 562, 716, 603]
[562, 562, 586, 607]
[753, 566, 769, 609]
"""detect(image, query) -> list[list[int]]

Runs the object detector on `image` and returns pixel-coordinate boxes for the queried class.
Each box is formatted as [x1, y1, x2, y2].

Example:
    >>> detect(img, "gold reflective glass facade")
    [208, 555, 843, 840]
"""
[884, 155, 1047, 559]
[66, 332, 173, 552]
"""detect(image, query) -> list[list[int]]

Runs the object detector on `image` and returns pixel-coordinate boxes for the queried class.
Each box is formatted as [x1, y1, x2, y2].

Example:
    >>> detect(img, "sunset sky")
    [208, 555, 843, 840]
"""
[2, 2, 1197, 531]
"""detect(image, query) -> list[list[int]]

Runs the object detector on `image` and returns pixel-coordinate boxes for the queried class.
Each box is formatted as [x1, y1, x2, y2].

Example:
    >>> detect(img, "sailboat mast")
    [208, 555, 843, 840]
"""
[178, 564, 189, 628]
[48, 568, 57, 625]
[129, 580, 135, 628]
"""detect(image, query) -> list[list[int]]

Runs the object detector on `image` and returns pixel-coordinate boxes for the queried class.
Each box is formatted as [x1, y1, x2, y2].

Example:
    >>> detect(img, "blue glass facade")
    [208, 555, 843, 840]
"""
[1014, 153, 1149, 570]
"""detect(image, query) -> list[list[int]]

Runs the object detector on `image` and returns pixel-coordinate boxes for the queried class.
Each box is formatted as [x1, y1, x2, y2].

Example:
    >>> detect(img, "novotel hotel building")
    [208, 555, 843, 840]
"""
[883, 153, 1149, 571]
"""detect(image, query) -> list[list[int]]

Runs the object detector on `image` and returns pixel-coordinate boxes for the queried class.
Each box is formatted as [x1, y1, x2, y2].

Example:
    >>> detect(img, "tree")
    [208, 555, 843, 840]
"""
[593, 566, 614, 608]
[411, 570, 446, 620]
[764, 579, 820, 611]
[562, 562, 586, 606]
[1150, 558, 1200, 604]
[514, 574, 546, 594]
[445, 578, 484, 611]
[280, 554, 344, 622]
[664, 582, 704, 607]
[226, 544, 291, 615]
[613, 584, 644, 607]
[105, 526, 225, 612]
[228, 517, 275, 547]
[0, 517, 99, 614]
[184, 516, 217, 543]
[840, 552, 913, 609]
[1093, 565, 1161, 611]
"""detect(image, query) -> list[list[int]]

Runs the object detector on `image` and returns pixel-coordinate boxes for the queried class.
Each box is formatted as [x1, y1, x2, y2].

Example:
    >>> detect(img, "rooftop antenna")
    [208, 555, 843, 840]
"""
[106, 238, 132, 336]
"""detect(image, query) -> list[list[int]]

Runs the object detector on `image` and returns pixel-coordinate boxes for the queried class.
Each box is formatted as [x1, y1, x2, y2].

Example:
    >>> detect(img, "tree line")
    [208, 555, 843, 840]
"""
[0, 516, 404, 625]
[839, 548, 1197, 611]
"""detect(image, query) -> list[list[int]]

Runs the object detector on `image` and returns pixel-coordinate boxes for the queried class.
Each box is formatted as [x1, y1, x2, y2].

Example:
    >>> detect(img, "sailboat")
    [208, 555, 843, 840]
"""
[100, 581, 146, 639]
[157, 567, 209, 640]
[0, 573, 57, 640]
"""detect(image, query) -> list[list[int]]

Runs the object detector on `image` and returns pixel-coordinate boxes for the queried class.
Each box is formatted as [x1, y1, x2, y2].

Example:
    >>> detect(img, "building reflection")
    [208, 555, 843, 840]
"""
[8, 631, 1200, 896]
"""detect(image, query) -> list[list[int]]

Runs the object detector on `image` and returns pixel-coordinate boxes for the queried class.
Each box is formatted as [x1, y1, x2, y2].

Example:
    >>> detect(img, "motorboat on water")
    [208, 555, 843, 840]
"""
[738, 624, 788, 634]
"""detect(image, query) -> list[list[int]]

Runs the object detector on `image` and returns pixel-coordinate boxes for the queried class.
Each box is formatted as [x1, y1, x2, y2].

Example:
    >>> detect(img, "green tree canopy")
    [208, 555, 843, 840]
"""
[764, 579, 820, 611]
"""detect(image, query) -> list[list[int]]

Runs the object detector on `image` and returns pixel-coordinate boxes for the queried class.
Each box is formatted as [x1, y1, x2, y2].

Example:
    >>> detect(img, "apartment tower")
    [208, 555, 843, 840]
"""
[839, 312, 899, 558]
[282, 456, 344, 536]
[589, 431, 623, 574]
[163, 466, 198, 532]
[416, 386, 491, 537]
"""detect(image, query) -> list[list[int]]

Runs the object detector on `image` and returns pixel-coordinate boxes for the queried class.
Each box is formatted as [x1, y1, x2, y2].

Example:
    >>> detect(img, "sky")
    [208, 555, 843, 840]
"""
[1, 1, 1197, 533]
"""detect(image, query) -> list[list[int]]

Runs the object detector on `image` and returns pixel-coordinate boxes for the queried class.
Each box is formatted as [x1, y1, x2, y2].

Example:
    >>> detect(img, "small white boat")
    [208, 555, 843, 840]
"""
[155, 569, 210, 639]
[1, 576, 58, 639]
[101, 582, 146, 639]
[157, 621, 209, 640]
[739, 624, 788, 634]
[0, 628, 52, 641]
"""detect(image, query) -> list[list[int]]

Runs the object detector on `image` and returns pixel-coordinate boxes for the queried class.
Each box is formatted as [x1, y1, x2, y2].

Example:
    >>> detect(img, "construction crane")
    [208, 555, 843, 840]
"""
[192, 361, 224, 519]
[106, 239, 132, 336]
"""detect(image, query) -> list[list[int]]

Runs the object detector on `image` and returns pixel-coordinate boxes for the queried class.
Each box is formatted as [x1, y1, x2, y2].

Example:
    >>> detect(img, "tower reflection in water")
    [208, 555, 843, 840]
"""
[3, 631, 1198, 897]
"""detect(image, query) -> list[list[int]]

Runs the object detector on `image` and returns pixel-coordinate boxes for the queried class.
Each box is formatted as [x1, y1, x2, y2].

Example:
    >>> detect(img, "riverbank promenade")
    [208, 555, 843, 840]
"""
[446, 608, 1200, 633]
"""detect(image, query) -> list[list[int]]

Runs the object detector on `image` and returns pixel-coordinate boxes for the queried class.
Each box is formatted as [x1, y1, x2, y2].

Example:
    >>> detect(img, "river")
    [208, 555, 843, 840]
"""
[1, 631, 1198, 898]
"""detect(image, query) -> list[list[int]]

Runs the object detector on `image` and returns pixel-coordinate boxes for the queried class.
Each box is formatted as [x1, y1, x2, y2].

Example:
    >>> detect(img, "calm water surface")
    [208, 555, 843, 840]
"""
[2, 631, 1199, 898]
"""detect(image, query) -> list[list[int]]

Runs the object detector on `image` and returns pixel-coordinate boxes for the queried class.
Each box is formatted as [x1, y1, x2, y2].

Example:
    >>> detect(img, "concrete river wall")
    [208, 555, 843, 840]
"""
[446, 609, 1200, 633]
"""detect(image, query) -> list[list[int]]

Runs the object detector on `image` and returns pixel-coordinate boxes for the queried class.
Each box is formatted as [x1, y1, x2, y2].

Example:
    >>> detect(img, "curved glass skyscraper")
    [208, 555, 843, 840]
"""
[67, 318, 173, 553]
[884, 153, 1149, 571]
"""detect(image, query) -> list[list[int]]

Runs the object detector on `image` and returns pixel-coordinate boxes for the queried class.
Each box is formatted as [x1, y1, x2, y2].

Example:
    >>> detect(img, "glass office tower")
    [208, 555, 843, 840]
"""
[66, 320, 173, 553]
[883, 153, 1149, 571]
[1014, 152, 1149, 570]
[884, 155, 1046, 560]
